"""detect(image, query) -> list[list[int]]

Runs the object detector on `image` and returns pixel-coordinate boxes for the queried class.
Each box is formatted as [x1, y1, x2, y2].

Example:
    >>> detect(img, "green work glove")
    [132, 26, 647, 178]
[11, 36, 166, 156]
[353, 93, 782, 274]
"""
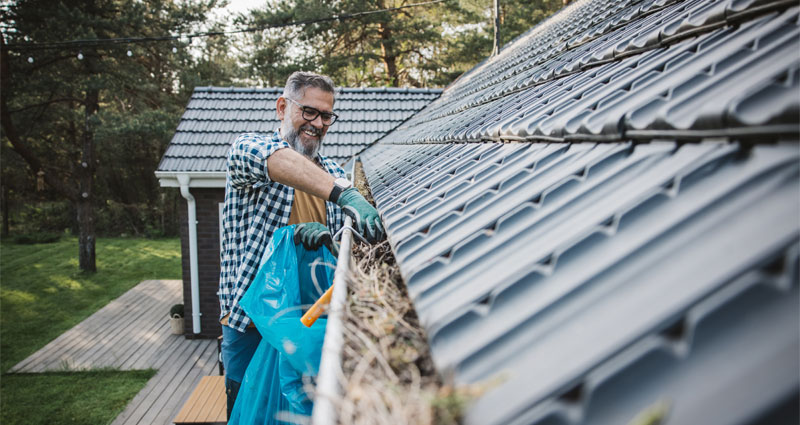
[293, 222, 339, 256]
[336, 187, 385, 243]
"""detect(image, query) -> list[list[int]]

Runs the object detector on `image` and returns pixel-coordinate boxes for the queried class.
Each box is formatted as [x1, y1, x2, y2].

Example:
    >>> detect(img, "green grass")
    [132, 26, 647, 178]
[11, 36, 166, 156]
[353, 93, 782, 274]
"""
[0, 237, 181, 372]
[0, 370, 157, 425]
[0, 236, 181, 424]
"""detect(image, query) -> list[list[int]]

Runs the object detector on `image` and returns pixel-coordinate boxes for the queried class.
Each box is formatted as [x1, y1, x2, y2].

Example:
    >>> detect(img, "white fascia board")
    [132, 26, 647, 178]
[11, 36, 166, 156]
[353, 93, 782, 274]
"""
[155, 171, 226, 188]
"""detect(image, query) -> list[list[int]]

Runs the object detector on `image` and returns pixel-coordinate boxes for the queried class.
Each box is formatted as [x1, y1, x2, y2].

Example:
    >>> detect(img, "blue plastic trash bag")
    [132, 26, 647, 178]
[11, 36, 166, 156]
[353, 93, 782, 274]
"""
[228, 225, 337, 425]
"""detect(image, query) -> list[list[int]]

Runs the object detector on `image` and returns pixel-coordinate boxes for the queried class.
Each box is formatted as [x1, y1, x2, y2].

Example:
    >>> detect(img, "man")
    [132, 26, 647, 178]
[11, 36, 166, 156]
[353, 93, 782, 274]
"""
[218, 71, 385, 417]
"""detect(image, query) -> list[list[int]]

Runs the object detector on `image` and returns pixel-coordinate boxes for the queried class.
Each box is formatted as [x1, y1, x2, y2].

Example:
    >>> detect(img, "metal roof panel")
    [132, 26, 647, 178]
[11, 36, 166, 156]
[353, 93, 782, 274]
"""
[360, 1, 799, 422]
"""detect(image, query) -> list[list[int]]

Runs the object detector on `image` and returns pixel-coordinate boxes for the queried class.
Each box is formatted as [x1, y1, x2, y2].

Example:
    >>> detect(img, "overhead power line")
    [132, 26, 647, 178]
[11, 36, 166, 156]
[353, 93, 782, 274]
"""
[3, 0, 447, 51]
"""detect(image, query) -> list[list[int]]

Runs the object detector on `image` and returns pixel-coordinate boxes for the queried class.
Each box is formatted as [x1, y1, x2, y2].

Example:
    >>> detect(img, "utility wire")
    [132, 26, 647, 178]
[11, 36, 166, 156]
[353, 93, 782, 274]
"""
[3, 0, 447, 51]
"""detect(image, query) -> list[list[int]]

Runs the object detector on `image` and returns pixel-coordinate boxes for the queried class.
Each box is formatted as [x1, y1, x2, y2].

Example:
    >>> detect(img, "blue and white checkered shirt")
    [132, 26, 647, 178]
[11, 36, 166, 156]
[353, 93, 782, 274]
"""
[219, 130, 345, 332]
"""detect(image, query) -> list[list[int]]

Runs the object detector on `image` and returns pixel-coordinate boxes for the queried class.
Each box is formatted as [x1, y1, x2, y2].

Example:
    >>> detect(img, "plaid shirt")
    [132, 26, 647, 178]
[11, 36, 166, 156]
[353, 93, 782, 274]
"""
[219, 130, 345, 332]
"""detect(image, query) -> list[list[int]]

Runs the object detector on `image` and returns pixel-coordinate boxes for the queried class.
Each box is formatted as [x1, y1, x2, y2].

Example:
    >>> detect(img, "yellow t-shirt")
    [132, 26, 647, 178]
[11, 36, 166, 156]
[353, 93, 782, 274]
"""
[288, 189, 326, 225]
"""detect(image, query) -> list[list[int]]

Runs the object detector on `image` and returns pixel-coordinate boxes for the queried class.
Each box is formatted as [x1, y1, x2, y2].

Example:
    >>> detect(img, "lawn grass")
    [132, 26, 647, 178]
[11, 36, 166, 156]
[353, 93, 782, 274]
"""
[0, 236, 181, 424]
[0, 369, 157, 425]
[0, 236, 181, 372]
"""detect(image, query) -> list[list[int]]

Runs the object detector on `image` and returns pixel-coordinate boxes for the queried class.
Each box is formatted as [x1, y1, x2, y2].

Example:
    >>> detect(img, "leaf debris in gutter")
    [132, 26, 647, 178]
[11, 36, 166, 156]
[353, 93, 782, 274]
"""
[331, 160, 487, 424]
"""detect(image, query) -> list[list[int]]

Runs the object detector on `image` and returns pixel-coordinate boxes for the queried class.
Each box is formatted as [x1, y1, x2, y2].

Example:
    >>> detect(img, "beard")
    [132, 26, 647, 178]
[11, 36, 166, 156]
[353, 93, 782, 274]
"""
[281, 121, 322, 159]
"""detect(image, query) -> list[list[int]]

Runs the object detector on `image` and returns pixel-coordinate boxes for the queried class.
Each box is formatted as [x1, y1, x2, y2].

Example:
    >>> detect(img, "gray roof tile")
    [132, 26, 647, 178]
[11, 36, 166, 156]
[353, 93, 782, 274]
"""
[360, 0, 800, 423]
[363, 139, 799, 425]
[380, 0, 798, 145]
[157, 87, 440, 172]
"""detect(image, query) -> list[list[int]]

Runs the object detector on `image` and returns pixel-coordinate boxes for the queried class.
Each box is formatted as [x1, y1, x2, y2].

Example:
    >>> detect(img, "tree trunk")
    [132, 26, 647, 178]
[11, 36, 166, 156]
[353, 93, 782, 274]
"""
[77, 197, 96, 270]
[1, 184, 9, 237]
[378, 22, 399, 87]
[78, 87, 99, 272]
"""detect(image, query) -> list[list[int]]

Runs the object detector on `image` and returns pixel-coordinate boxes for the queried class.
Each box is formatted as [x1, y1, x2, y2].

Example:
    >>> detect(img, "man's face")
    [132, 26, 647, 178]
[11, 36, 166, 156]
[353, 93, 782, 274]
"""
[278, 87, 335, 159]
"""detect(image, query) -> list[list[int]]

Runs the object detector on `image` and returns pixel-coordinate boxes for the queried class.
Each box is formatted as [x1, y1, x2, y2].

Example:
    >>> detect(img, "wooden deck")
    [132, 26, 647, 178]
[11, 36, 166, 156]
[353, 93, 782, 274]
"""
[9, 279, 221, 425]
[173, 375, 227, 424]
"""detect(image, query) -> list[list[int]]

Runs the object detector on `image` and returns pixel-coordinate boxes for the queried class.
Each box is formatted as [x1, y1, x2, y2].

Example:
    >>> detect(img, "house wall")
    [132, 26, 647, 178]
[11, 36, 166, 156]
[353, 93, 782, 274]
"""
[179, 188, 225, 338]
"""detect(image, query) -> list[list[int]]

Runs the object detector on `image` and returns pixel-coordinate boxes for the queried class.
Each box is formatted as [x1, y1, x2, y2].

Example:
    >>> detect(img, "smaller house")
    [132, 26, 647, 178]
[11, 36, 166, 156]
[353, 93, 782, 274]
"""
[155, 86, 442, 338]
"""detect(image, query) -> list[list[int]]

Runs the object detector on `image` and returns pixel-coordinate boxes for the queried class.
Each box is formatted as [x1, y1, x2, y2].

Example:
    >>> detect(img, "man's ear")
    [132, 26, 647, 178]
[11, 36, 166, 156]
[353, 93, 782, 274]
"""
[276, 97, 286, 120]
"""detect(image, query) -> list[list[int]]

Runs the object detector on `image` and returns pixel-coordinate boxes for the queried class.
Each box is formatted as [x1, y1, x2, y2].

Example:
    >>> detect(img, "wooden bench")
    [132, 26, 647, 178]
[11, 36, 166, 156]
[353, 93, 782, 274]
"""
[173, 375, 227, 425]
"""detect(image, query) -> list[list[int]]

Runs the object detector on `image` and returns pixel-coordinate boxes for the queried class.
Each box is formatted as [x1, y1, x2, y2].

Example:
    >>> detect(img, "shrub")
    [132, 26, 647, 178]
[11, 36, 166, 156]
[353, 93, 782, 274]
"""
[11, 201, 74, 235]
[169, 303, 184, 318]
[12, 232, 62, 244]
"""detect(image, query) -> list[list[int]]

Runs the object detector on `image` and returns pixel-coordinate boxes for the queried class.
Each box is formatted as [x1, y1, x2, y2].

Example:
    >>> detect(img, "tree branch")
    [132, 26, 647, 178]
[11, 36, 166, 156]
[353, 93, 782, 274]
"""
[27, 54, 77, 72]
[0, 36, 78, 202]
[8, 97, 84, 114]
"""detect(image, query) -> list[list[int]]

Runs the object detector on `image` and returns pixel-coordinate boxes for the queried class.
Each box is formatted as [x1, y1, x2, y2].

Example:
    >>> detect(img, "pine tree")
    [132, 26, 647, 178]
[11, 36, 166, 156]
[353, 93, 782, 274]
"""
[0, 0, 231, 270]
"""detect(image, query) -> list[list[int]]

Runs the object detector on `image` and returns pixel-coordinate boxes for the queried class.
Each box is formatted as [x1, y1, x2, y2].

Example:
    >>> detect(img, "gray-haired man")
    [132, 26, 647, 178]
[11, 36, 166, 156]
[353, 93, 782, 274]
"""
[218, 71, 384, 416]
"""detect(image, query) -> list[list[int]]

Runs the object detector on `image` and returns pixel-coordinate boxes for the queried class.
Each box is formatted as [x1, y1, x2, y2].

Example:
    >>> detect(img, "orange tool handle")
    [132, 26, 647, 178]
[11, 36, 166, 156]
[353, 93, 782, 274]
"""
[301, 285, 333, 327]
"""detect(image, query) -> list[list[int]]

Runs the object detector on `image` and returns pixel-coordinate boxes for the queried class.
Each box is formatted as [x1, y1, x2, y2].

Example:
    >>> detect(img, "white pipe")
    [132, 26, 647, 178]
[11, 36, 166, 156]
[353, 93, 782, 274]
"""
[312, 215, 354, 425]
[177, 174, 202, 334]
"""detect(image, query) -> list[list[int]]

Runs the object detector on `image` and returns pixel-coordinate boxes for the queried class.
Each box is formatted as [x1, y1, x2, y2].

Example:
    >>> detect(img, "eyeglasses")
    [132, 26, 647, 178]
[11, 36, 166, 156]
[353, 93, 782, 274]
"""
[285, 97, 338, 125]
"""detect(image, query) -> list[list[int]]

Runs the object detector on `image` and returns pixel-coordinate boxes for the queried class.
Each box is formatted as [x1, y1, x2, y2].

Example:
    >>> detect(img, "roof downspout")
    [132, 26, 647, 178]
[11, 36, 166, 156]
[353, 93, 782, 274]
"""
[312, 214, 354, 425]
[177, 174, 202, 334]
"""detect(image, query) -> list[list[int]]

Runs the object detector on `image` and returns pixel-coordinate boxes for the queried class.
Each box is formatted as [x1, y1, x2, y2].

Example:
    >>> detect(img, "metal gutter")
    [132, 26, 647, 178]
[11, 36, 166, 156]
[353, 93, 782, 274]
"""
[312, 215, 356, 424]
[155, 171, 226, 188]
[343, 157, 356, 182]
[176, 174, 202, 334]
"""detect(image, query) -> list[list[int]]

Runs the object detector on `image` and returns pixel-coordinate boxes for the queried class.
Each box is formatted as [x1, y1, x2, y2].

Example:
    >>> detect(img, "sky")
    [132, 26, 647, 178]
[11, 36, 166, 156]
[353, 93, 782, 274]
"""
[208, 0, 264, 29]
[220, 0, 265, 17]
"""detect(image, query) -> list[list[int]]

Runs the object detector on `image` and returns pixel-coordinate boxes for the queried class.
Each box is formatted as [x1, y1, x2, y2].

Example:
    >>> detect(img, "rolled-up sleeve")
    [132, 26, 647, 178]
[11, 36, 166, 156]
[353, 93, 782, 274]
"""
[228, 132, 291, 189]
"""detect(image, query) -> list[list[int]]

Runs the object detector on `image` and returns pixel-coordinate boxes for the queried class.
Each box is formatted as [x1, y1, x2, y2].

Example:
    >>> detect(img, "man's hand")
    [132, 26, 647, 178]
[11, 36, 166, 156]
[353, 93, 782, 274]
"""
[336, 188, 385, 243]
[294, 222, 339, 256]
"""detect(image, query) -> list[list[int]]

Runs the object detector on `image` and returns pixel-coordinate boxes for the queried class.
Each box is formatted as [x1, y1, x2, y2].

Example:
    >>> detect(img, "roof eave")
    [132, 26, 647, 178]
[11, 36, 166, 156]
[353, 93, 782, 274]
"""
[155, 171, 226, 188]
